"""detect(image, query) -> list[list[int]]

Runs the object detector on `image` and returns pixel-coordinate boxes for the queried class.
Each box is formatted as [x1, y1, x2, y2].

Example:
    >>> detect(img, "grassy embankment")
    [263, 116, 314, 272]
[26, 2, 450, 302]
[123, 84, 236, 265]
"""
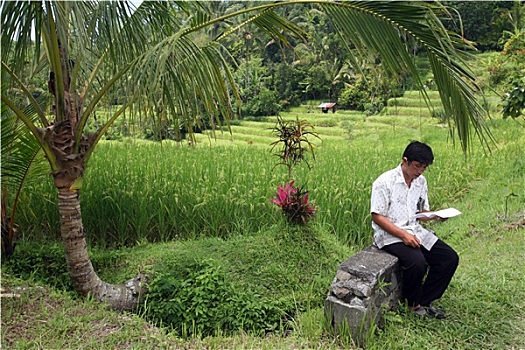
[2, 89, 524, 349]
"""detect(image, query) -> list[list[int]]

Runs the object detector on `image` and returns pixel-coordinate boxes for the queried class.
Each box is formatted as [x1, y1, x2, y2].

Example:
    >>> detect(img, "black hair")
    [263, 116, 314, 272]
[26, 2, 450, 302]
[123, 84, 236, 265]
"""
[403, 141, 434, 165]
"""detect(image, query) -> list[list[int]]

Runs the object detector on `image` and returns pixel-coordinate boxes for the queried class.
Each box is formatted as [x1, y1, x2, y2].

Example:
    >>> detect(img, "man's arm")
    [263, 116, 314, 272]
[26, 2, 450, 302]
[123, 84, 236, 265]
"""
[372, 213, 421, 248]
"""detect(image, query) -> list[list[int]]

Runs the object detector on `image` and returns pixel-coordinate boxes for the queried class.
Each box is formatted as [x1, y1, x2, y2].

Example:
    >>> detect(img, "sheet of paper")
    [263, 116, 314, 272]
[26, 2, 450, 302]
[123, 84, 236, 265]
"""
[415, 208, 462, 219]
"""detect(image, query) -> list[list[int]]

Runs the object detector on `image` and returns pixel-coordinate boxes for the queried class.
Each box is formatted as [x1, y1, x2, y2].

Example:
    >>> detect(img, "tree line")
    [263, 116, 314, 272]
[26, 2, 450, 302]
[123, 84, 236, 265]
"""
[211, 1, 521, 117]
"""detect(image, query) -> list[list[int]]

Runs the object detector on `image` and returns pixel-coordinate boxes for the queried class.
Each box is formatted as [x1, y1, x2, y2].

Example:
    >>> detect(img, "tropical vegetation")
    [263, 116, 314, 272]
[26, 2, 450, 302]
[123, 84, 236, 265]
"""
[2, 107, 524, 348]
[1, 0, 525, 347]
[2, 0, 499, 310]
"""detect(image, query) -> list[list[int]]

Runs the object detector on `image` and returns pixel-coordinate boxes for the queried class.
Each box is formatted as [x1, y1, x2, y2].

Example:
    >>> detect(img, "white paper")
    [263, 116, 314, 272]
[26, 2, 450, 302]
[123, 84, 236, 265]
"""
[415, 208, 462, 219]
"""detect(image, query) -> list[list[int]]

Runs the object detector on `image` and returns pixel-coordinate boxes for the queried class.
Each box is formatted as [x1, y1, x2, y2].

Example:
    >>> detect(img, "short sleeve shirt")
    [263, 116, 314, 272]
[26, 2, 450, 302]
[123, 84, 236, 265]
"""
[370, 164, 438, 250]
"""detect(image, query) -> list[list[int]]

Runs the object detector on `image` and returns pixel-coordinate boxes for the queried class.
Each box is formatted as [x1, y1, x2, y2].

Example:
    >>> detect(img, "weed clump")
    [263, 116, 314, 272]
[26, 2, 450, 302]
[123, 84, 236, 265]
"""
[141, 258, 284, 337]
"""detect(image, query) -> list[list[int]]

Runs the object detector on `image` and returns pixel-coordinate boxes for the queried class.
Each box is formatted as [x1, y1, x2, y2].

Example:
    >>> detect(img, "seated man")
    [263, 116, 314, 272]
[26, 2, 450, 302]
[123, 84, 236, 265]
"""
[370, 141, 459, 318]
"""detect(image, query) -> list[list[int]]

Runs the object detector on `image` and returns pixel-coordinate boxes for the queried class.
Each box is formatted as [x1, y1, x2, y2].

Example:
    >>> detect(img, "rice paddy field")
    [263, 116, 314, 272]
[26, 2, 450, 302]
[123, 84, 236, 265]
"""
[14, 91, 524, 251]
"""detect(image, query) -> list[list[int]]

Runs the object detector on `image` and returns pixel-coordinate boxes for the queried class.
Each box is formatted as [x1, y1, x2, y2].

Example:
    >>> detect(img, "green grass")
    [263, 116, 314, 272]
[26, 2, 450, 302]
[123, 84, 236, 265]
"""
[2, 198, 524, 349]
[1, 278, 181, 349]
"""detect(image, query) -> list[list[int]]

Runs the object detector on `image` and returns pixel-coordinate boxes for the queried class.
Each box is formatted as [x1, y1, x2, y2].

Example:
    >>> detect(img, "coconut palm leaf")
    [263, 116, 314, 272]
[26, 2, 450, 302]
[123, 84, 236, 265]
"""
[0, 111, 43, 186]
[1, 94, 48, 259]
[318, 0, 493, 152]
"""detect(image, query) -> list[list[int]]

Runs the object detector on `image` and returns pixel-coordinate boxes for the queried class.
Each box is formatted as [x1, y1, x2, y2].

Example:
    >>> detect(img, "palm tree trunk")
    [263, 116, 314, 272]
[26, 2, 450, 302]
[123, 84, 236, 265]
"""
[57, 189, 145, 311]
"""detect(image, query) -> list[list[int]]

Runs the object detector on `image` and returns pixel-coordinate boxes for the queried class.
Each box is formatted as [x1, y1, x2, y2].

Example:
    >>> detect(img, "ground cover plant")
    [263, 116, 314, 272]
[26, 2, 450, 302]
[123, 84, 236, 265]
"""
[3, 98, 524, 348]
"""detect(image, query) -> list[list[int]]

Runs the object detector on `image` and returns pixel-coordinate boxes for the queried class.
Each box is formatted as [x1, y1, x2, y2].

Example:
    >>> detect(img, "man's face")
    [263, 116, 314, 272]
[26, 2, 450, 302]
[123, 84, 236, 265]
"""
[403, 157, 429, 180]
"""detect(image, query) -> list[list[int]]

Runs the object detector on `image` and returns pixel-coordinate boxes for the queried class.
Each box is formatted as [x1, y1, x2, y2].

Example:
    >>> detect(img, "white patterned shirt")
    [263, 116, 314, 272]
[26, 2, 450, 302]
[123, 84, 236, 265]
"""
[370, 164, 438, 250]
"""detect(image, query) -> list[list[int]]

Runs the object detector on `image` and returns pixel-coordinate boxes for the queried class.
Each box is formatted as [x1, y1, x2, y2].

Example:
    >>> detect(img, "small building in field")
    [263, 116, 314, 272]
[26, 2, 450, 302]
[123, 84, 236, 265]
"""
[318, 102, 337, 113]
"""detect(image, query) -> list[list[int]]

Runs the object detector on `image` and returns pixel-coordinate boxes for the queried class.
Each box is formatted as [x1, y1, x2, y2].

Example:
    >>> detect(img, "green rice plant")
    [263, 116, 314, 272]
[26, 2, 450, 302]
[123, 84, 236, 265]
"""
[3, 93, 524, 348]
[312, 118, 339, 127]
[3, 117, 524, 348]
[11, 112, 523, 249]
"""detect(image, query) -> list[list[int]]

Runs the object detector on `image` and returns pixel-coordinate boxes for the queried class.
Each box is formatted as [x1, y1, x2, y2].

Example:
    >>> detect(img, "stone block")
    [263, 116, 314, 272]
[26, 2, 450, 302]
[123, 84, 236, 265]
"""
[324, 245, 402, 345]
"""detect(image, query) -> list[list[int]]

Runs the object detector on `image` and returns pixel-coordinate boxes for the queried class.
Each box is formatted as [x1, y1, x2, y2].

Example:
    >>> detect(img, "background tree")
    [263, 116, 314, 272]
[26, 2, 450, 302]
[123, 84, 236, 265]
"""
[500, 2, 525, 119]
[442, 1, 514, 51]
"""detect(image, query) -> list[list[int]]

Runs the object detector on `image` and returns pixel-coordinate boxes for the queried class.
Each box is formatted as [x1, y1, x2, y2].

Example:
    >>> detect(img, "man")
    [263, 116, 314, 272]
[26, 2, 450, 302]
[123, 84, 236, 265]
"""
[370, 141, 459, 318]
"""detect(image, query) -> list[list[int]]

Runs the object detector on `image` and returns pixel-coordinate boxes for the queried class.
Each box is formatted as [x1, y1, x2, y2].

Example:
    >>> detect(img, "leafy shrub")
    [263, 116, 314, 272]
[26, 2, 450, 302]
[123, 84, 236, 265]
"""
[502, 77, 525, 119]
[502, 31, 525, 65]
[363, 101, 385, 116]
[338, 83, 367, 110]
[338, 73, 401, 113]
[142, 258, 284, 337]
[241, 88, 281, 117]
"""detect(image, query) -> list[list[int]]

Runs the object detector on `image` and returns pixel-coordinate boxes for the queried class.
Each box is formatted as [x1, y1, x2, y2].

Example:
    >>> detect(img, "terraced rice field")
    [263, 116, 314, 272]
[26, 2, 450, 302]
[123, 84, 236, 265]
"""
[193, 90, 446, 148]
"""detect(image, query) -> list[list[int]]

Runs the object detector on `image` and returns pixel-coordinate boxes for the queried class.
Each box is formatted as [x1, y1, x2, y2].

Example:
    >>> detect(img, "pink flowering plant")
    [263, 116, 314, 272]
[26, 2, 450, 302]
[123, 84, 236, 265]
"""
[269, 117, 319, 225]
[271, 181, 317, 225]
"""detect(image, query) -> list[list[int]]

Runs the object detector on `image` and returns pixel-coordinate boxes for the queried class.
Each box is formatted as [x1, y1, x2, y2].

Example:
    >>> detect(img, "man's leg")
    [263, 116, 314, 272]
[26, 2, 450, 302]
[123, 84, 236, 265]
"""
[382, 242, 428, 307]
[419, 239, 459, 307]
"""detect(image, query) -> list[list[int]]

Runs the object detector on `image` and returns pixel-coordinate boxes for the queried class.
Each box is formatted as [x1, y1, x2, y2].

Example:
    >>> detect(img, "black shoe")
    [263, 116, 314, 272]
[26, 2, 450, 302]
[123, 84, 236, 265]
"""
[423, 305, 446, 319]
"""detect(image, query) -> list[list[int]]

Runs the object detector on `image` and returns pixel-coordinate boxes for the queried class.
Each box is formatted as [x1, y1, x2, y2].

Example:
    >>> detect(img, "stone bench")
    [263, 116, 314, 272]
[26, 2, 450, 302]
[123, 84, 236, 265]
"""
[324, 245, 401, 344]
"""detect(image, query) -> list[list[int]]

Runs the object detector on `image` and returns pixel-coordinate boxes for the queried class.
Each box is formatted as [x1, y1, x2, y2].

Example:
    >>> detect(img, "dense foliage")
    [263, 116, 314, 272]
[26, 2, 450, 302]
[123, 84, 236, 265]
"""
[143, 258, 283, 337]
[219, 1, 522, 117]
[441, 1, 515, 51]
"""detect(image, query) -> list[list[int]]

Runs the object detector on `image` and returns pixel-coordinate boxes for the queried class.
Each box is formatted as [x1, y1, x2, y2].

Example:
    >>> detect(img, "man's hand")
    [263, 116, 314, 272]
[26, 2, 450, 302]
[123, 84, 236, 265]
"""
[372, 213, 422, 248]
[401, 231, 421, 248]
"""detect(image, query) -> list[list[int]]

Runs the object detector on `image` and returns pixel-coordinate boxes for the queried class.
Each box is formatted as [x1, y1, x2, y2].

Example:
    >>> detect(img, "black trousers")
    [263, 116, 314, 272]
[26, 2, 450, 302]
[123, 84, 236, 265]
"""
[382, 239, 459, 307]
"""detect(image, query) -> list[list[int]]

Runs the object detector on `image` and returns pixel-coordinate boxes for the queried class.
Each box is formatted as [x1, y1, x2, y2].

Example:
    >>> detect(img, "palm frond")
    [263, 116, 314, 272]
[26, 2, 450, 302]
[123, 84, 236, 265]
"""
[1, 102, 48, 245]
[127, 36, 237, 131]
[321, 0, 493, 152]
[216, 6, 306, 47]
[91, 3, 305, 147]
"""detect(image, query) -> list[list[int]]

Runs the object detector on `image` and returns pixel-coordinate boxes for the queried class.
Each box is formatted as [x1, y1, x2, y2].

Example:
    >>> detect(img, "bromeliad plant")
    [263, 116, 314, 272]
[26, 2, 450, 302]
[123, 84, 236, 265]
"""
[270, 117, 320, 225]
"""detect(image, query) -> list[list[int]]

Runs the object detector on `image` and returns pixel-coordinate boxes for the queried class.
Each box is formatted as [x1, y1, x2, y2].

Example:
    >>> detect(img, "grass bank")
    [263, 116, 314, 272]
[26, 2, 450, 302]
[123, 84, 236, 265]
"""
[2, 206, 524, 349]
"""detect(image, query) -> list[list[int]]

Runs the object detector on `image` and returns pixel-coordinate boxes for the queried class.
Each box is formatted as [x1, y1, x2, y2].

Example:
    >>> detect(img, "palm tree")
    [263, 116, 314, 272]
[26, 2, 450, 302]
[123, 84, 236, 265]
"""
[1, 103, 40, 259]
[1, 0, 491, 311]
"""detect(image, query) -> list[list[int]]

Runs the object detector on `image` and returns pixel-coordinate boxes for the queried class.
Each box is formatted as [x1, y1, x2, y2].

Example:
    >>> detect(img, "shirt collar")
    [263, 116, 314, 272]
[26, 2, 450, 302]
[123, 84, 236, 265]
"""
[394, 164, 423, 187]
[394, 164, 406, 184]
